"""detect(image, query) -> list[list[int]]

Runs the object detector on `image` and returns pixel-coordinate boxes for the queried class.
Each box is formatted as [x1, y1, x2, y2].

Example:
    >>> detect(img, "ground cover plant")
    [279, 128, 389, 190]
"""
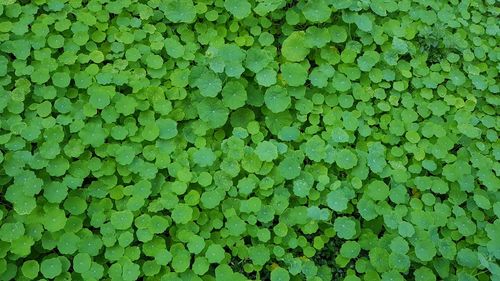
[0, 0, 499, 280]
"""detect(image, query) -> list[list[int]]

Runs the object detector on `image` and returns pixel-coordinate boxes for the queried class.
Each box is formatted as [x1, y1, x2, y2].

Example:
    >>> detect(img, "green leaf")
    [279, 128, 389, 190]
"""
[334, 217, 357, 239]
[330, 25, 348, 43]
[335, 149, 358, 169]
[187, 235, 206, 254]
[31, 68, 50, 84]
[264, 85, 291, 113]
[254, 0, 285, 15]
[57, 232, 80, 254]
[190, 66, 222, 97]
[370, 0, 387, 16]
[43, 181, 68, 203]
[40, 257, 62, 279]
[222, 80, 247, 109]
[110, 210, 134, 230]
[88, 85, 112, 109]
[224, 0, 251, 19]
[171, 244, 191, 272]
[193, 147, 217, 167]
[42, 207, 67, 232]
[248, 244, 270, 265]
[278, 155, 302, 180]
[115, 145, 136, 165]
[357, 51, 380, 72]
[207, 44, 246, 77]
[304, 135, 326, 162]
[366, 180, 390, 201]
[171, 204, 193, 224]
[161, 0, 197, 23]
[255, 141, 278, 162]
[205, 244, 225, 263]
[245, 48, 273, 73]
[193, 257, 210, 275]
[164, 38, 185, 58]
[327, 189, 349, 212]
[196, 98, 229, 128]
[281, 62, 308, 87]
[332, 72, 352, 92]
[282, 31, 310, 62]
[21, 260, 39, 279]
[414, 267, 436, 281]
[414, 238, 436, 262]
[331, 127, 349, 143]
[340, 241, 361, 259]
[271, 267, 290, 281]
[156, 118, 178, 140]
[355, 14, 373, 32]
[302, 0, 331, 23]
[51, 72, 71, 88]
[256, 68, 277, 86]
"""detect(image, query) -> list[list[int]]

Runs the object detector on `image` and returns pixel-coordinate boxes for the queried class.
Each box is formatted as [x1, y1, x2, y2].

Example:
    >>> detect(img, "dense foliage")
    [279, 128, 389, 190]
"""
[0, 0, 499, 280]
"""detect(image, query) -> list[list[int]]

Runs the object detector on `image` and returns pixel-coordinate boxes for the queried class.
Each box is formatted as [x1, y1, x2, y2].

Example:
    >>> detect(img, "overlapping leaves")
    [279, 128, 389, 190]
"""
[0, 1, 498, 281]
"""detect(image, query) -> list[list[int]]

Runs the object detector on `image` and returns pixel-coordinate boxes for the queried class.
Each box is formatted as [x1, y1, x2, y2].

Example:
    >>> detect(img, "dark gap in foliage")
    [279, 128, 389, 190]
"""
[229, 254, 246, 270]
[337, 171, 348, 180]
[286, 0, 299, 9]
[400, 53, 412, 62]
[415, 32, 450, 65]
[227, 254, 272, 280]
[66, 13, 77, 22]
[450, 143, 462, 154]
[350, 210, 362, 221]
[382, 177, 391, 186]
[6, 53, 16, 62]
[0, 197, 13, 211]
[303, 157, 312, 165]
[309, 235, 358, 280]
[308, 58, 319, 69]
[117, 85, 133, 95]
[260, 269, 271, 281]
[243, 236, 252, 245]
[29, 142, 38, 154]
[296, 23, 309, 31]
[82, 175, 97, 189]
